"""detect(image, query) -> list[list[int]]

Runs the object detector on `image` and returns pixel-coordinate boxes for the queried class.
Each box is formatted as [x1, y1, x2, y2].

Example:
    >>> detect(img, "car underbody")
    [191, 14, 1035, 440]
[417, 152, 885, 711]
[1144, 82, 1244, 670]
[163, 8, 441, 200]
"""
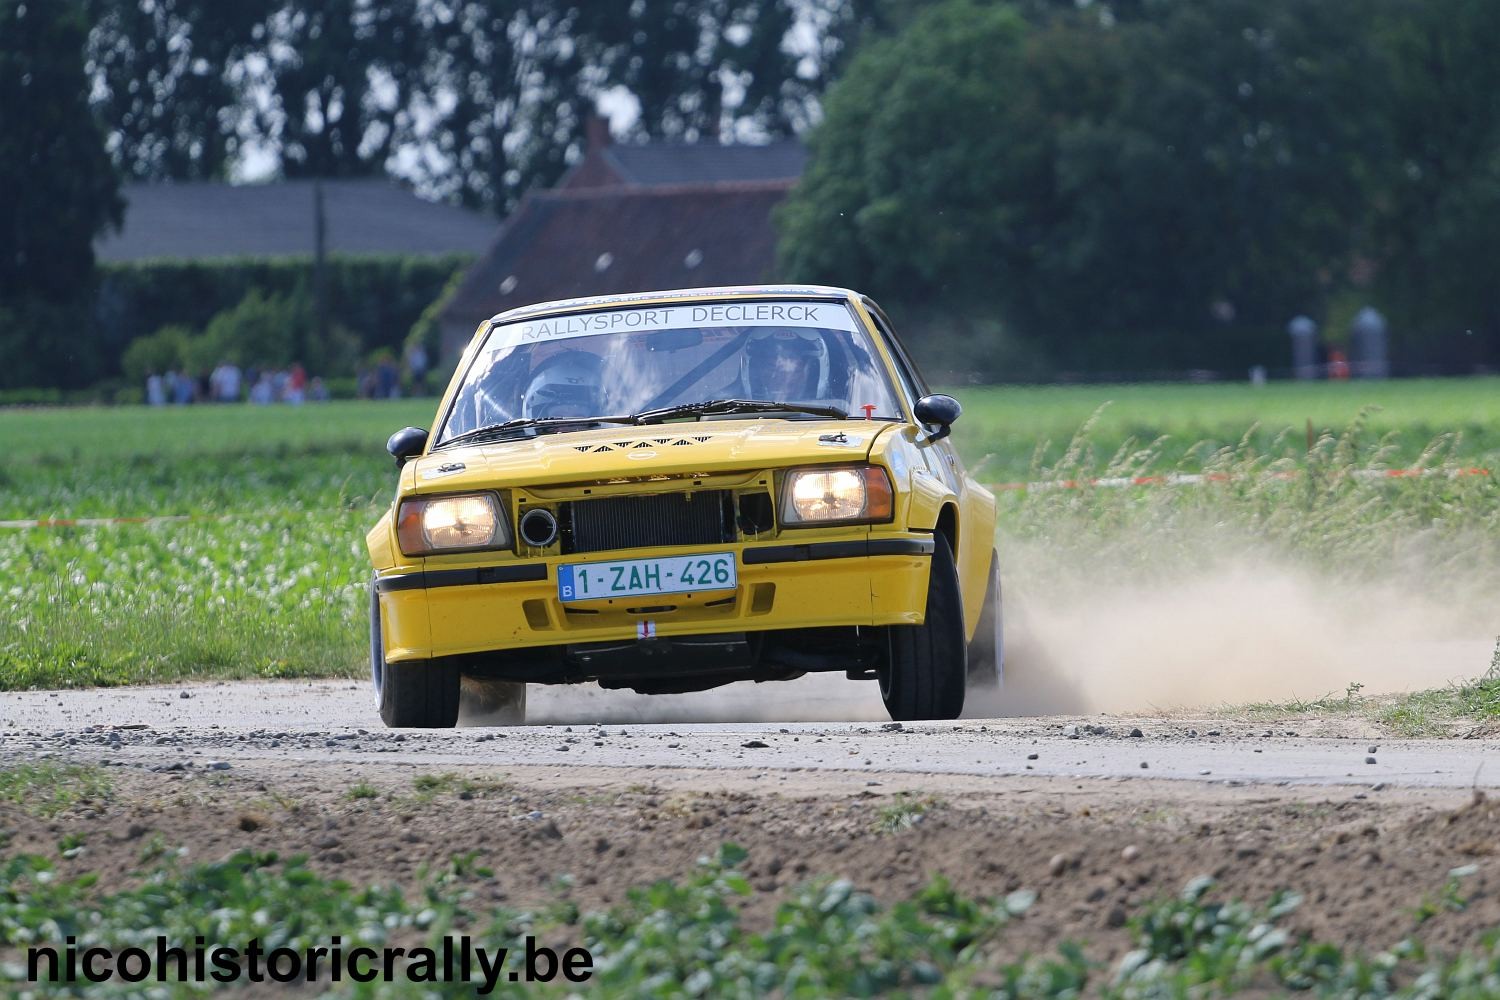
[446, 625, 887, 695]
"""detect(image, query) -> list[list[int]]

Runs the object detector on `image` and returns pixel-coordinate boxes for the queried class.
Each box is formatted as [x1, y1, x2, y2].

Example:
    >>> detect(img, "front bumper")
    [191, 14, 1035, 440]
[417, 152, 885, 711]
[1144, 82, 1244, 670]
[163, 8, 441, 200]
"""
[375, 535, 934, 664]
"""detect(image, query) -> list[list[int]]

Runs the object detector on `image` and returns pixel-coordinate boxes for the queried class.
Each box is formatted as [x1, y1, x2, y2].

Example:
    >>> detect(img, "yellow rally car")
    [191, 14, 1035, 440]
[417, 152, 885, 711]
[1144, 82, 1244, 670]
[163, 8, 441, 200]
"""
[367, 285, 1002, 726]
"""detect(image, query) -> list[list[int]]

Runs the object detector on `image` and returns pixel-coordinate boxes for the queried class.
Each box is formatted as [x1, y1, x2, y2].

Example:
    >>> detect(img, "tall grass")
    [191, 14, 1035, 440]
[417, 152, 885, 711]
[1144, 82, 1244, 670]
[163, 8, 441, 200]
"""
[1000, 406, 1499, 593]
[0, 395, 1494, 691]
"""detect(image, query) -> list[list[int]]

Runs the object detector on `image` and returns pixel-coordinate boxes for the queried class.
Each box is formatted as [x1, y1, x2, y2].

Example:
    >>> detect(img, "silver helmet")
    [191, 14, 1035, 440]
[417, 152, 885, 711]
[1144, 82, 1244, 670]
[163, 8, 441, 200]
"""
[521, 351, 605, 419]
[741, 328, 829, 400]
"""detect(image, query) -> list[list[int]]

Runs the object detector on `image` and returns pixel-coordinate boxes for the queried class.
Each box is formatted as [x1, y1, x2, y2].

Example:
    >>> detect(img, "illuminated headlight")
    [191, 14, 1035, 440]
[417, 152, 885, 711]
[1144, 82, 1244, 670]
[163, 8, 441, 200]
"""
[396, 493, 508, 555]
[780, 466, 895, 526]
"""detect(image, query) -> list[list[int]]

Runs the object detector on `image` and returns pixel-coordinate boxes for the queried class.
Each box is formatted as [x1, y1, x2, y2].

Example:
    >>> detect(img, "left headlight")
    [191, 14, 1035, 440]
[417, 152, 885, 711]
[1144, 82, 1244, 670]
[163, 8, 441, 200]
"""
[780, 465, 894, 526]
[396, 493, 509, 555]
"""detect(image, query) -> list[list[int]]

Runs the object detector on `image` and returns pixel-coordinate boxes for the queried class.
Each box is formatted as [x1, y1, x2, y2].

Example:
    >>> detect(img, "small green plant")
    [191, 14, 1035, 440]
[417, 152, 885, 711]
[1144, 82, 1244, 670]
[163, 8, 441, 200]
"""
[0, 762, 112, 819]
[875, 793, 944, 834]
[409, 772, 508, 801]
[346, 782, 379, 800]
[56, 833, 87, 859]
[1413, 865, 1477, 925]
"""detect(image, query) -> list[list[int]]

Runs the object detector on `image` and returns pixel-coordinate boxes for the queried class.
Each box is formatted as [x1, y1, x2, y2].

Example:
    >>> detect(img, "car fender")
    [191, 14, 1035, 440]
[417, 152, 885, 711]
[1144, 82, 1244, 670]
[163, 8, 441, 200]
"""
[366, 462, 418, 570]
[870, 424, 955, 534]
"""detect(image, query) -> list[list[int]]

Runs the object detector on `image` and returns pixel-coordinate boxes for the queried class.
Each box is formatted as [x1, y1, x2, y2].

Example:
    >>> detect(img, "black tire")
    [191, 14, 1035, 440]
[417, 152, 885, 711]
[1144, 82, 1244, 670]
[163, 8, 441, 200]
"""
[879, 533, 967, 721]
[966, 550, 1004, 690]
[370, 581, 460, 728]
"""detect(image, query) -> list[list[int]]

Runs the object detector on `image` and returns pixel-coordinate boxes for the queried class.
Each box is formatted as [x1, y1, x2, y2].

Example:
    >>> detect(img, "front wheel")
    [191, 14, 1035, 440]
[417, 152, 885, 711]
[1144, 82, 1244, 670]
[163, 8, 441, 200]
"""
[370, 581, 460, 728]
[879, 533, 967, 721]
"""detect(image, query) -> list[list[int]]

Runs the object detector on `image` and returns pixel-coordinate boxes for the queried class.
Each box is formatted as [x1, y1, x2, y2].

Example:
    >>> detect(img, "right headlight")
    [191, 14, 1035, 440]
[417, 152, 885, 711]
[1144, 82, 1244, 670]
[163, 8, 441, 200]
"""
[396, 493, 510, 555]
[779, 465, 895, 527]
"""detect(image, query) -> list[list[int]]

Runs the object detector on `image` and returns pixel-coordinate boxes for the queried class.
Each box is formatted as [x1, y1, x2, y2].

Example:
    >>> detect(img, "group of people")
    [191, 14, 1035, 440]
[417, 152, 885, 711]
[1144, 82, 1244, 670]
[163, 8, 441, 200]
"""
[145, 361, 329, 406]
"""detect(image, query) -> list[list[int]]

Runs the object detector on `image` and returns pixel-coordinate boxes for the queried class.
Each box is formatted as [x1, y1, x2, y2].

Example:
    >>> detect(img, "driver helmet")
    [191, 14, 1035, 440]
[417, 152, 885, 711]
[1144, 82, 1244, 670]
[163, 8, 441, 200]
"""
[741, 327, 829, 400]
[521, 351, 605, 419]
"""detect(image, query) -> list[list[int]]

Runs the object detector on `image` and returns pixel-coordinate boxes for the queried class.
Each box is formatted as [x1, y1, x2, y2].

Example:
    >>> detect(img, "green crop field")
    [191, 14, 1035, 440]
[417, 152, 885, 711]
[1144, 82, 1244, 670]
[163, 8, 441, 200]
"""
[1, 379, 1496, 691]
[956, 377, 1500, 482]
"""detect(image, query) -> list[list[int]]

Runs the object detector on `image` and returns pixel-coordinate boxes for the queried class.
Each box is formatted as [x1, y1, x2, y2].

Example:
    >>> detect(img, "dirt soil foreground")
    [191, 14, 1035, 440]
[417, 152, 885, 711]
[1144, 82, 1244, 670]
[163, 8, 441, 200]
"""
[5, 758, 1500, 968]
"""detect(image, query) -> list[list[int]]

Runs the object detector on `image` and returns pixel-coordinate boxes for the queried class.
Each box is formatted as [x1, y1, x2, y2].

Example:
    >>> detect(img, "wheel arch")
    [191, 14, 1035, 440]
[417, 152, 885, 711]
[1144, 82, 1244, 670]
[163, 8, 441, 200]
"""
[934, 503, 959, 557]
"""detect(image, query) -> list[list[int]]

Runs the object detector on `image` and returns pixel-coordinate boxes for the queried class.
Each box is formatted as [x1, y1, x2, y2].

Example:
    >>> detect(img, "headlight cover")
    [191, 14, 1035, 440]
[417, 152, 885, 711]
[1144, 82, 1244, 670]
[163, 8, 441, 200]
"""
[780, 465, 895, 526]
[396, 493, 509, 555]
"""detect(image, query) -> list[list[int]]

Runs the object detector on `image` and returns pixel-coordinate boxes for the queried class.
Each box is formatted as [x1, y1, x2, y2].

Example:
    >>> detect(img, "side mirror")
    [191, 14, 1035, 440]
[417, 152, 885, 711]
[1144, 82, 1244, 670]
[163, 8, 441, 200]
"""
[386, 426, 429, 466]
[913, 394, 961, 442]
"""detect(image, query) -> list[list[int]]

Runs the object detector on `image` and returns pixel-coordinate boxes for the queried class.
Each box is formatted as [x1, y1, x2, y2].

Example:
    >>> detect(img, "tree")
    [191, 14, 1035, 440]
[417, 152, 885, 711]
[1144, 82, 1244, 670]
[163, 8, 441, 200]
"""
[83, 0, 847, 215]
[774, 3, 1106, 317]
[583, 0, 813, 142]
[396, 0, 598, 213]
[1032, 0, 1383, 364]
[776, 0, 1384, 373]
[251, 0, 427, 178]
[84, 0, 270, 180]
[0, 0, 121, 387]
[1368, 0, 1500, 369]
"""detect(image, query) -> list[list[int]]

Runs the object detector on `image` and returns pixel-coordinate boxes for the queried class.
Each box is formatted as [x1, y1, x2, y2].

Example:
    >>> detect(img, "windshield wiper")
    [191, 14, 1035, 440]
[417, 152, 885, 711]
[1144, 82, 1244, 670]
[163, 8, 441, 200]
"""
[439, 414, 637, 448]
[630, 399, 849, 424]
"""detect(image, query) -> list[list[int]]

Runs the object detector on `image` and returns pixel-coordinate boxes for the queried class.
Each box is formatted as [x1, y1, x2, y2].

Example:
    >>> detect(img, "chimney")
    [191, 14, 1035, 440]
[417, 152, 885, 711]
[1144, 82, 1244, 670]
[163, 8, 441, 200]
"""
[584, 113, 612, 153]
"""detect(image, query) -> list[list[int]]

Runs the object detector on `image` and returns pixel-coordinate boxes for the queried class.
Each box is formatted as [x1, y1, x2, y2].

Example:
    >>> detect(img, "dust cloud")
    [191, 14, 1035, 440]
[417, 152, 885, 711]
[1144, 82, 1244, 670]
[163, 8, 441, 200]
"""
[465, 547, 1497, 728]
[470, 674, 889, 727]
[982, 545, 1498, 717]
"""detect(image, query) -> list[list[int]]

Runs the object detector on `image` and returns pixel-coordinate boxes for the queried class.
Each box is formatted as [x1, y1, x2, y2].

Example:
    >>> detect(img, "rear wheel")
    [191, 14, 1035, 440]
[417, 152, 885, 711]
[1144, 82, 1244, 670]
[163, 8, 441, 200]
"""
[966, 550, 1004, 689]
[370, 581, 460, 728]
[879, 533, 967, 721]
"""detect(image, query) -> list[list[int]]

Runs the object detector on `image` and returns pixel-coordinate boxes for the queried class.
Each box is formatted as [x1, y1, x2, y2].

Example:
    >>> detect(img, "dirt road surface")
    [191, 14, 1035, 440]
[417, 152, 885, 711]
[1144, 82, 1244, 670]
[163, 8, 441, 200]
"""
[6, 676, 1500, 962]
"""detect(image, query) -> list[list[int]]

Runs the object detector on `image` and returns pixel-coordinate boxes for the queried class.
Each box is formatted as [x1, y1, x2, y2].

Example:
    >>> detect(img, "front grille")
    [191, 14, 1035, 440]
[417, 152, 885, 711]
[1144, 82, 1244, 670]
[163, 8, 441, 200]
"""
[563, 491, 733, 555]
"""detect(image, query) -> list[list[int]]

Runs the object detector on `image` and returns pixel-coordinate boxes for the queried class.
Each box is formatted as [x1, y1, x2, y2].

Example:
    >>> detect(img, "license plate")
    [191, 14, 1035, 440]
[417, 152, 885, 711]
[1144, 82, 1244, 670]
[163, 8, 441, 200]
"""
[557, 552, 736, 603]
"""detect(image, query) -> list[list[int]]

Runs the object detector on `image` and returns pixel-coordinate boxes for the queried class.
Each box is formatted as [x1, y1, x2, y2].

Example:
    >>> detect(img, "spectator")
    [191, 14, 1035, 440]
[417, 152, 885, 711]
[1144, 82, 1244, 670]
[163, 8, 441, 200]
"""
[209, 359, 242, 402]
[285, 362, 307, 404]
[145, 372, 165, 407]
[249, 372, 275, 404]
[405, 341, 430, 394]
[376, 356, 401, 399]
[309, 376, 330, 402]
[1286, 315, 1319, 380]
[169, 369, 194, 405]
[1350, 306, 1390, 379]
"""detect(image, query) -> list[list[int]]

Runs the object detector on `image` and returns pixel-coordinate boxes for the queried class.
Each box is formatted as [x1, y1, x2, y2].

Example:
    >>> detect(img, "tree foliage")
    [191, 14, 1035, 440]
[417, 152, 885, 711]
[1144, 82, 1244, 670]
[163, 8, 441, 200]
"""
[81, 0, 851, 213]
[1369, 0, 1500, 367]
[0, 0, 121, 388]
[777, 0, 1394, 373]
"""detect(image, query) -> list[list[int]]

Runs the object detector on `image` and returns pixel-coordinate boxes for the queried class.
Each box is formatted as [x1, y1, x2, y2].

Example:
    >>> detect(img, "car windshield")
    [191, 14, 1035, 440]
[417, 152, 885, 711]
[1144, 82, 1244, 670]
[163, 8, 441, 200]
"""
[438, 299, 904, 444]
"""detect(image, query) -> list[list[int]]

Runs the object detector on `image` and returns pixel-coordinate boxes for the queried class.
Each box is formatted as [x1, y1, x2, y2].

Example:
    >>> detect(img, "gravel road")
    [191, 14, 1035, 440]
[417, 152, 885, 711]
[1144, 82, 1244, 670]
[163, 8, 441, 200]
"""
[11, 675, 1500, 961]
[5, 676, 1499, 790]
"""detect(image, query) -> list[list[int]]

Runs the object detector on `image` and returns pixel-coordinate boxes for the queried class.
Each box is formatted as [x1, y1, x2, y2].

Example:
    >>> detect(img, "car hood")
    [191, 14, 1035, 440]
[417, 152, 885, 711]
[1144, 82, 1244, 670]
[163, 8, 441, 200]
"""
[407, 419, 887, 492]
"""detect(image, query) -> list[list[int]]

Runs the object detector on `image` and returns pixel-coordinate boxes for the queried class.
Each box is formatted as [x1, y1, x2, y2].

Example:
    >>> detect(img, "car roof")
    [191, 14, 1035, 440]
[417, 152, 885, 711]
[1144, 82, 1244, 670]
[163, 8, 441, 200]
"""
[488, 284, 861, 325]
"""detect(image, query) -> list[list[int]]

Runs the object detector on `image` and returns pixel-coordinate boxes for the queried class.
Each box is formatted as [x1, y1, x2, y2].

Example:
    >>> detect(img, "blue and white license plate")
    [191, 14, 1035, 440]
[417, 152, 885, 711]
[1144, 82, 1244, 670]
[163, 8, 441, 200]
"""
[557, 552, 736, 603]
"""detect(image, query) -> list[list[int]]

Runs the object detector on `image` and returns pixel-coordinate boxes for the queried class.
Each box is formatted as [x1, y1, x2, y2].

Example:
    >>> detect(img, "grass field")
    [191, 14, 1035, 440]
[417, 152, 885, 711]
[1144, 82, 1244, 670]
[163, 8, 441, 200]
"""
[957, 377, 1500, 480]
[1, 379, 1496, 691]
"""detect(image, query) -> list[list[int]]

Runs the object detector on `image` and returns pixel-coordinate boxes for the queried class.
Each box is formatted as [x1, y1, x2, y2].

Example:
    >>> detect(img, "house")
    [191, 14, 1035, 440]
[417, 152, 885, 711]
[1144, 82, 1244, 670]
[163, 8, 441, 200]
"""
[437, 120, 807, 361]
[95, 178, 496, 262]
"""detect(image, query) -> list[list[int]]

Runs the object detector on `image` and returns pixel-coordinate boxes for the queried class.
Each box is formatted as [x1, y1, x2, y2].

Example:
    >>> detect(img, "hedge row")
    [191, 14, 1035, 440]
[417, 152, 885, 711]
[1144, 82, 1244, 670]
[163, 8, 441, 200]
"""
[75, 253, 472, 389]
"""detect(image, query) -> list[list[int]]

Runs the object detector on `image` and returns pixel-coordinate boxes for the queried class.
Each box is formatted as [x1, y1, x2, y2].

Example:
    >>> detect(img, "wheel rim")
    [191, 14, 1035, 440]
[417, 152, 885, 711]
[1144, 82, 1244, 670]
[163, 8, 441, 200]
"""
[877, 631, 895, 701]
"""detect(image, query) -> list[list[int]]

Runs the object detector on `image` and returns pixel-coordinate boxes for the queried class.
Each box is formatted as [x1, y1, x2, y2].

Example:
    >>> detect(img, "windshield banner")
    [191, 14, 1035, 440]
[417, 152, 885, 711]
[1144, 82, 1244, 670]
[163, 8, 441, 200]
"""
[486, 301, 858, 353]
